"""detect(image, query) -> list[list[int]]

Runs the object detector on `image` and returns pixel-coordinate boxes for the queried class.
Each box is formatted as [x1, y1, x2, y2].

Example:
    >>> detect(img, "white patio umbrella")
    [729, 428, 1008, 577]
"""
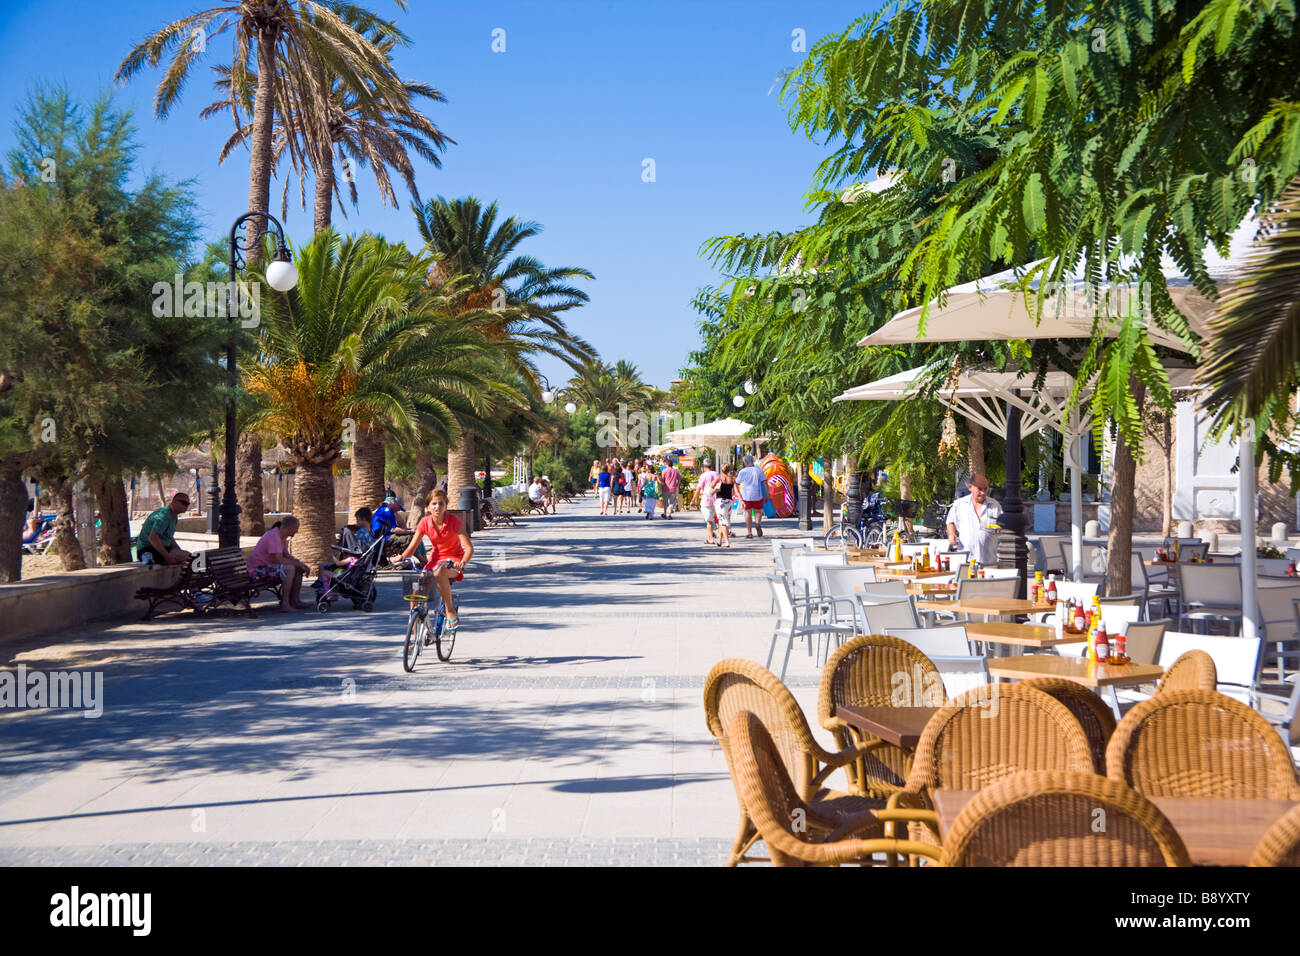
[835, 363, 1199, 586]
[856, 219, 1261, 636]
[663, 417, 767, 465]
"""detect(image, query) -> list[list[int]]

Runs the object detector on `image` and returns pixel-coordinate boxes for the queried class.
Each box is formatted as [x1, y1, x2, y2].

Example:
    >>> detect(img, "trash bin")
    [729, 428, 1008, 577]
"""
[458, 486, 479, 533]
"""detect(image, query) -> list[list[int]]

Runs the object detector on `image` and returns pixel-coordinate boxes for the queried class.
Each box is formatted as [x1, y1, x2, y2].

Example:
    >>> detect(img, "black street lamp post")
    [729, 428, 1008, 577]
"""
[216, 212, 297, 549]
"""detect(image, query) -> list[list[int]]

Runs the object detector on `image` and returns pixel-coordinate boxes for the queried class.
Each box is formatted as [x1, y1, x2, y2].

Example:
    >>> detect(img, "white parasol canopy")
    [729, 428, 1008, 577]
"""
[859, 221, 1258, 350]
[849, 217, 1262, 634]
[664, 417, 758, 447]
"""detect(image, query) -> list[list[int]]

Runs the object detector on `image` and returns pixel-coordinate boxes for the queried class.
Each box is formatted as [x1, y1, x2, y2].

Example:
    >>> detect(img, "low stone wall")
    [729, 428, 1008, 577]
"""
[0, 564, 183, 646]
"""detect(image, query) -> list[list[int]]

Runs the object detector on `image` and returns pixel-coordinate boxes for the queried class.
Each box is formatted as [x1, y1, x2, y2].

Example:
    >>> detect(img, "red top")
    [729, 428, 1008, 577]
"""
[416, 512, 466, 570]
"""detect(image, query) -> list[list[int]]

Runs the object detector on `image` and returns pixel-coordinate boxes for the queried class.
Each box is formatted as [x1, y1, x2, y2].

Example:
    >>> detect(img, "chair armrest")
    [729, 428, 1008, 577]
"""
[811, 738, 893, 789]
[820, 838, 942, 867]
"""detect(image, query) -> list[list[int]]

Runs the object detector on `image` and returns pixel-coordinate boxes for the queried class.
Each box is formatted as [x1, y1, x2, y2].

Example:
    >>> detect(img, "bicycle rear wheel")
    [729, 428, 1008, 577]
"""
[823, 523, 862, 550]
[403, 608, 426, 672]
[434, 599, 455, 661]
[863, 523, 886, 550]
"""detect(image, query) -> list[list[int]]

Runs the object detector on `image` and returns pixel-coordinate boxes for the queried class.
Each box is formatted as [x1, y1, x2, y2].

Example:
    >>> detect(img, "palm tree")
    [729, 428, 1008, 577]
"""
[116, 0, 413, 535]
[203, 23, 452, 234]
[246, 229, 506, 569]
[1199, 176, 1300, 431]
[412, 196, 596, 503]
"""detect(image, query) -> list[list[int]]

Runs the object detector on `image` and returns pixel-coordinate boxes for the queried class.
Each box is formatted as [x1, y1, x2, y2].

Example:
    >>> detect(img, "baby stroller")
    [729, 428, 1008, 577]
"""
[313, 526, 393, 612]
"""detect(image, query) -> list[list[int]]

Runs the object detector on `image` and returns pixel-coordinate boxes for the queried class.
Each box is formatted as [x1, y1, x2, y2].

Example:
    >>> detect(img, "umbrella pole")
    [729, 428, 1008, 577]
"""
[1241, 419, 1258, 641]
[1072, 434, 1083, 583]
[999, 399, 1029, 598]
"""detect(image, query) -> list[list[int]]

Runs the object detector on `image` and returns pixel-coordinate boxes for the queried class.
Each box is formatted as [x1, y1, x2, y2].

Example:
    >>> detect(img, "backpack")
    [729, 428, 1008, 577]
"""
[371, 502, 397, 535]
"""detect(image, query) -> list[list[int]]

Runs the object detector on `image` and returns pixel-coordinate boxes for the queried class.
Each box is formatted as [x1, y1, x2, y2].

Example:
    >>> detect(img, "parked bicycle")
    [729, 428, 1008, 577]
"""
[824, 492, 889, 550]
[401, 563, 457, 671]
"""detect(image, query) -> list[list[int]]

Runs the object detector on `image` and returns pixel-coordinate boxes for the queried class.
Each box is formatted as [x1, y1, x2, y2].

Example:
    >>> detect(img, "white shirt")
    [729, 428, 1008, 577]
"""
[946, 494, 1002, 565]
[528, 481, 543, 502]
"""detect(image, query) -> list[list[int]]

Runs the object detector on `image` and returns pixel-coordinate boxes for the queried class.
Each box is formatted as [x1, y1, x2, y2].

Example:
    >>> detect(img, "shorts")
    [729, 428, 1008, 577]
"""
[662, 490, 678, 509]
[701, 501, 717, 524]
[714, 499, 733, 527]
[423, 557, 464, 582]
[598, 487, 611, 503]
[742, 499, 764, 511]
[250, 563, 285, 581]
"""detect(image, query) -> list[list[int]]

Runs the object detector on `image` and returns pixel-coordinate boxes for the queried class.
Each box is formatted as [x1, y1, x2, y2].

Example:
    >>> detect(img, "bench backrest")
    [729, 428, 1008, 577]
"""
[205, 547, 249, 587]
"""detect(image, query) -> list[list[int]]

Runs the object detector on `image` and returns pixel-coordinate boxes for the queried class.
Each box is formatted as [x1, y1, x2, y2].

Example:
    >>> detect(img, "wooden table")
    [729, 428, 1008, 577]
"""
[914, 597, 1056, 617]
[986, 654, 1163, 687]
[835, 705, 939, 749]
[964, 621, 1079, 649]
[906, 581, 958, 596]
[876, 567, 955, 581]
[932, 790, 1298, 866]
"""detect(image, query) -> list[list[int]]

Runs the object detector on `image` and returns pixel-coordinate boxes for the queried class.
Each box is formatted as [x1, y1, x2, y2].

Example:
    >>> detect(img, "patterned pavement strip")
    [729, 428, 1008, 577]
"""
[0, 838, 737, 866]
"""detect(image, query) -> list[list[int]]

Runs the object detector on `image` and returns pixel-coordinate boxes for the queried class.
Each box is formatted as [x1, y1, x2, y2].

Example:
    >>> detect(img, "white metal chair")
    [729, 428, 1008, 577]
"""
[1122, 618, 1170, 666]
[1177, 563, 1243, 633]
[1255, 676, 1300, 751]
[976, 567, 1020, 580]
[858, 597, 920, 633]
[789, 551, 847, 603]
[1254, 583, 1300, 680]
[771, 539, 815, 611]
[816, 564, 880, 629]
[1157, 631, 1262, 706]
[765, 574, 855, 681]
[857, 581, 910, 602]
[1111, 619, 1173, 706]
[883, 625, 988, 700]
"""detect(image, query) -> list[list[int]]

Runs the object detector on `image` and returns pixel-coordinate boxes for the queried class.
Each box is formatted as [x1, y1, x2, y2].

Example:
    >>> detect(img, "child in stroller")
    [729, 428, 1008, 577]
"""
[314, 508, 385, 610]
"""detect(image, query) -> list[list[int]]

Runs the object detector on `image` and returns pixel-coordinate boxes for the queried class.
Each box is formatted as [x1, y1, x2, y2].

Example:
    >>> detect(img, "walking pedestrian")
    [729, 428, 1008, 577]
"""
[598, 463, 614, 515]
[714, 464, 736, 548]
[641, 467, 659, 519]
[737, 454, 768, 539]
[659, 460, 680, 518]
[690, 459, 720, 545]
[621, 461, 635, 514]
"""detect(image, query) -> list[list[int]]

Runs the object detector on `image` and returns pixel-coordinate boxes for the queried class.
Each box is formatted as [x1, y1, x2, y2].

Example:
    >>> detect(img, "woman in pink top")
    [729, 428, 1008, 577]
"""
[248, 516, 312, 611]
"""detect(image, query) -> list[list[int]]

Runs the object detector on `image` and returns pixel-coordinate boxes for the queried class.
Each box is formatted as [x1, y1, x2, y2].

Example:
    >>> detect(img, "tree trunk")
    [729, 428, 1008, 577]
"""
[293, 459, 337, 574]
[91, 468, 132, 565]
[966, 420, 985, 476]
[414, 446, 438, 498]
[0, 472, 27, 582]
[236, 431, 266, 537]
[348, 422, 386, 513]
[246, 24, 281, 270]
[1105, 377, 1146, 598]
[446, 431, 476, 506]
[313, 145, 334, 234]
[50, 477, 85, 571]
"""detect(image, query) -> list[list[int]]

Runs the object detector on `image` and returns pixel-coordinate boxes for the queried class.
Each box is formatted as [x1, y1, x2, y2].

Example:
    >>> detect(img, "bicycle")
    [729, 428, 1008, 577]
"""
[824, 493, 888, 550]
[400, 562, 458, 671]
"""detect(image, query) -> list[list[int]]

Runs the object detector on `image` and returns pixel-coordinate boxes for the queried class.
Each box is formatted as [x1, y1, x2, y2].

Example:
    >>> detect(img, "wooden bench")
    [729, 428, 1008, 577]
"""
[205, 547, 282, 615]
[479, 498, 519, 528]
[134, 557, 216, 620]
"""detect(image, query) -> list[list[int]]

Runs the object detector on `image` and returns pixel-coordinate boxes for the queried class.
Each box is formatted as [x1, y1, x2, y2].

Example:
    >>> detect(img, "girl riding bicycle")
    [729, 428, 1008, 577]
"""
[394, 489, 473, 634]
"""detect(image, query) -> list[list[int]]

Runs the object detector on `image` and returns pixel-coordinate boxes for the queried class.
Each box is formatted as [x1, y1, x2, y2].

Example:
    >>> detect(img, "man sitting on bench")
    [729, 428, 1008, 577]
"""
[136, 493, 194, 566]
[527, 476, 550, 514]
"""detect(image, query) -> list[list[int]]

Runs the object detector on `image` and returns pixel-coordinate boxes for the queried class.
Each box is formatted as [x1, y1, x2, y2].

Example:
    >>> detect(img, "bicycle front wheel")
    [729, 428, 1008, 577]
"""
[434, 602, 455, 662]
[824, 523, 862, 550]
[863, 523, 886, 550]
[403, 609, 426, 672]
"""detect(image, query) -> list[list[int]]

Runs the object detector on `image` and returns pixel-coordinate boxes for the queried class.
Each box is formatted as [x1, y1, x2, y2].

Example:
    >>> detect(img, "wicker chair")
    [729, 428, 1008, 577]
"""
[1106, 688, 1300, 800]
[1023, 677, 1117, 774]
[878, 683, 1095, 850]
[942, 770, 1191, 867]
[704, 658, 890, 865]
[818, 634, 945, 800]
[1157, 649, 1217, 693]
[1249, 802, 1300, 867]
[727, 711, 941, 867]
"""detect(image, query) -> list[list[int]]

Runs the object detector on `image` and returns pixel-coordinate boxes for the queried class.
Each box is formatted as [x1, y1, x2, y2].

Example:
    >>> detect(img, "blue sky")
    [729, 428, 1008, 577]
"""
[0, 0, 877, 389]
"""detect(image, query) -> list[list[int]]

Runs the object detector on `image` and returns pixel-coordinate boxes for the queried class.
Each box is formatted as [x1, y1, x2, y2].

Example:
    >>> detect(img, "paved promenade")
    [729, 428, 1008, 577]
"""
[0, 501, 831, 866]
